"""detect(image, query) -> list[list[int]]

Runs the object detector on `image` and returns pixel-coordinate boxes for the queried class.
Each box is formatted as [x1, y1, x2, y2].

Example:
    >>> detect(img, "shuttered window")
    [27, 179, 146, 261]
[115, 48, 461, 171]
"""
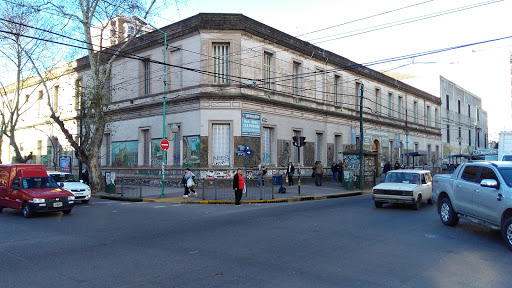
[212, 124, 230, 166]
[213, 43, 230, 85]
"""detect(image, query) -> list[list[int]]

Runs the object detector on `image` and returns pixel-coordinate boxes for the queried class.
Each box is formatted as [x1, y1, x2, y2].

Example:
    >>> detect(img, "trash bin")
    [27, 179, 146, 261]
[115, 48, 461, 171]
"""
[272, 175, 286, 193]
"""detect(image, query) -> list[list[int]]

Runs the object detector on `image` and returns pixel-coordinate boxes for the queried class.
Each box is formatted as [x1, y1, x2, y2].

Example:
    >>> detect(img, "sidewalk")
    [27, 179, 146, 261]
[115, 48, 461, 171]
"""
[94, 178, 375, 204]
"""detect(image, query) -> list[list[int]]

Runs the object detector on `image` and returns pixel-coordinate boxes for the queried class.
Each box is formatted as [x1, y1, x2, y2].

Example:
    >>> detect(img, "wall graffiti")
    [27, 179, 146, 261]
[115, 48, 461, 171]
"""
[213, 154, 230, 166]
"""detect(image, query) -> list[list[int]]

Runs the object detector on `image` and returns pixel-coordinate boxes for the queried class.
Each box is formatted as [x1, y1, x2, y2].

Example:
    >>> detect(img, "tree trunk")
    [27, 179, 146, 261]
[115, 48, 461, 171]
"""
[87, 146, 105, 193]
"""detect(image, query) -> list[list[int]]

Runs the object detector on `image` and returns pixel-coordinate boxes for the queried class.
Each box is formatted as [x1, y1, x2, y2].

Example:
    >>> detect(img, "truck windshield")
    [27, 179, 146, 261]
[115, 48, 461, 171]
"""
[498, 168, 512, 188]
[22, 177, 60, 189]
[502, 155, 512, 161]
[50, 174, 79, 182]
[385, 172, 420, 184]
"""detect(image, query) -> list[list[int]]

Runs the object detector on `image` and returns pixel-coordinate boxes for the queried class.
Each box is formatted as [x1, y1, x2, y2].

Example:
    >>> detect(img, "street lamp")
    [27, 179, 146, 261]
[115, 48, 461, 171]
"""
[133, 16, 168, 197]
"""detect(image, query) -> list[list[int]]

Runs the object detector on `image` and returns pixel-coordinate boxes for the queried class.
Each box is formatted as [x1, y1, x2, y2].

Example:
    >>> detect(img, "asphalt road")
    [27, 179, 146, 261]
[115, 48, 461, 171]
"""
[1, 195, 511, 288]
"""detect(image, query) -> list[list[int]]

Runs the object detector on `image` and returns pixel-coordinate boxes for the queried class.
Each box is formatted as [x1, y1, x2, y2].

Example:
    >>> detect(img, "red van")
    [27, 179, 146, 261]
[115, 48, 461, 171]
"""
[0, 164, 75, 218]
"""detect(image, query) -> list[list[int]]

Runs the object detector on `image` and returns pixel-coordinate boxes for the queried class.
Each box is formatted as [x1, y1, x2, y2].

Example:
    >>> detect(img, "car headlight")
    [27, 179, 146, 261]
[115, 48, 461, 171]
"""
[68, 196, 75, 201]
[30, 198, 45, 203]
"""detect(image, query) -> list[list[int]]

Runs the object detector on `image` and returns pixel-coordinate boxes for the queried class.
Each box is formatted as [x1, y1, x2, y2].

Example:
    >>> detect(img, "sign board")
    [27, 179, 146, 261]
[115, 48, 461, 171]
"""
[160, 139, 170, 151]
[236, 151, 246, 156]
[237, 145, 250, 151]
[59, 157, 71, 173]
[241, 111, 261, 137]
[246, 150, 252, 155]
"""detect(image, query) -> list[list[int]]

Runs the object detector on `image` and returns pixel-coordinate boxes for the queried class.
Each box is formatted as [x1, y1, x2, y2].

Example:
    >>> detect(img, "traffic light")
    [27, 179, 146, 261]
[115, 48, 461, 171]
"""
[293, 136, 306, 147]
[299, 136, 306, 147]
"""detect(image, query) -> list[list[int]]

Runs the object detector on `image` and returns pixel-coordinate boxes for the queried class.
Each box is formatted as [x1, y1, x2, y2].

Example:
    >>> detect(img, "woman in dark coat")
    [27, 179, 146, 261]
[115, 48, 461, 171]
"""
[232, 168, 245, 206]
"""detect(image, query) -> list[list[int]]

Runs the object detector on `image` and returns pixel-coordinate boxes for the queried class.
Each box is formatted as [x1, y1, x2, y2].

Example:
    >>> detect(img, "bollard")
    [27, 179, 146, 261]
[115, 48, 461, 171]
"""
[139, 179, 142, 198]
[214, 178, 217, 200]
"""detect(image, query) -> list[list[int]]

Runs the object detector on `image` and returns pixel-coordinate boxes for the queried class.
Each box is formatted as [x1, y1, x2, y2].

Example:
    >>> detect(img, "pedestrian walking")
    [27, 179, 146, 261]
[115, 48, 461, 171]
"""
[233, 168, 245, 206]
[338, 160, 344, 184]
[286, 161, 295, 186]
[383, 161, 391, 174]
[257, 159, 265, 187]
[331, 161, 339, 182]
[314, 161, 324, 186]
[183, 168, 196, 198]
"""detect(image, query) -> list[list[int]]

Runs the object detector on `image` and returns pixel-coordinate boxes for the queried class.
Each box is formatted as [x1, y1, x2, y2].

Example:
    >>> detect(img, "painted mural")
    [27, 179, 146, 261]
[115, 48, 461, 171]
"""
[183, 136, 200, 167]
[151, 139, 163, 166]
[112, 141, 138, 167]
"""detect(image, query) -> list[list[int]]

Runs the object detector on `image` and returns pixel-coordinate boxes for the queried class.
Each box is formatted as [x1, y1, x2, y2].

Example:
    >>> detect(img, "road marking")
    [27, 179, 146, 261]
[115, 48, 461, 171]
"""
[154, 206, 166, 208]
[120, 203, 131, 205]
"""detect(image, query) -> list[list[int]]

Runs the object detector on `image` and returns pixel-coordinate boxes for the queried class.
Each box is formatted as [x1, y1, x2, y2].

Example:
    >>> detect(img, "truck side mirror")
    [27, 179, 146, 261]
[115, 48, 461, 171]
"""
[480, 179, 499, 189]
[11, 179, 20, 190]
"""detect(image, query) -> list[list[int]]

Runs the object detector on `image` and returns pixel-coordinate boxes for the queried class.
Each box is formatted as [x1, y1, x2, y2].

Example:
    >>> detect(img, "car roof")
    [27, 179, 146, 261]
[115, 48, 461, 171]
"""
[387, 169, 430, 174]
[47, 171, 72, 175]
[465, 161, 512, 168]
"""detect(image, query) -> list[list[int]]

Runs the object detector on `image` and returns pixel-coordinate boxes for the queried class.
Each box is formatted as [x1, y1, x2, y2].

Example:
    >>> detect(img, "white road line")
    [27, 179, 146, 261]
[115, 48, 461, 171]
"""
[154, 206, 166, 208]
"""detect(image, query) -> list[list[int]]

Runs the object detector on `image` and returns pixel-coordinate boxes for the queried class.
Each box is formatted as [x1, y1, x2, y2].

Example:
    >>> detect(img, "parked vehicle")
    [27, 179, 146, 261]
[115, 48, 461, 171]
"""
[432, 161, 512, 251]
[372, 169, 433, 210]
[0, 164, 75, 218]
[48, 172, 91, 203]
[498, 131, 512, 161]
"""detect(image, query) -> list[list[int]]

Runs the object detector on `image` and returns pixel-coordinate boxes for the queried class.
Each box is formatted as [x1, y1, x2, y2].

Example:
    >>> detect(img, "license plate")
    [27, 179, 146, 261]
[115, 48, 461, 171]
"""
[54, 202, 63, 207]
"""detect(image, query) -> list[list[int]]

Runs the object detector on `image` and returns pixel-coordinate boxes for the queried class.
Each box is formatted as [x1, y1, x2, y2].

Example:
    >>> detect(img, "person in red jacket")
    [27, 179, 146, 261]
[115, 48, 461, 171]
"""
[232, 168, 245, 206]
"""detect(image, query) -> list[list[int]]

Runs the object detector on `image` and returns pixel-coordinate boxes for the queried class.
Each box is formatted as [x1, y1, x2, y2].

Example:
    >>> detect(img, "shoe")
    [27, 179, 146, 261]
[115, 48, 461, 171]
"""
[183, 195, 188, 198]
[193, 192, 197, 197]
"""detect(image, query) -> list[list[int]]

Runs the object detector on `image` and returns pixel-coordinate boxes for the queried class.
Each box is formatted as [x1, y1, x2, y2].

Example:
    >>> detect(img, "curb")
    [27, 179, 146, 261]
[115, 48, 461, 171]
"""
[142, 190, 372, 204]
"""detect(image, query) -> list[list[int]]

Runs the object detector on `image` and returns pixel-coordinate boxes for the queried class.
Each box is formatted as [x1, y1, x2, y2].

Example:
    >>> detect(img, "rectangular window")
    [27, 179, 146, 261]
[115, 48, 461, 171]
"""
[53, 86, 59, 111]
[413, 101, 418, 123]
[37, 90, 43, 117]
[468, 130, 471, 146]
[213, 43, 230, 85]
[375, 88, 380, 113]
[316, 133, 324, 162]
[426, 105, 431, 126]
[262, 127, 274, 165]
[264, 52, 273, 90]
[171, 49, 183, 90]
[458, 100, 461, 114]
[143, 59, 151, 95]
[435, 145, 439, 162]
[212, 124, 230, 166]
[315, 69, 324, 101]
[388, 93, 393, 117]
[427, 144, 431, 164]
[414, 143, 418, 152]
[435, 108, 439, 128]
[355, 82, 362, 109]
[477, 131, 480, 147]
[468, 104, 471, 117]
[292, 62, 302, 96]
[105, 80, 111, 102]
[446, 94, 450, 110]
[335, 135, 342, 162]
[447, 125, 450, 143]
[334, 75, 341, 106]
[398, 96, 403, 120]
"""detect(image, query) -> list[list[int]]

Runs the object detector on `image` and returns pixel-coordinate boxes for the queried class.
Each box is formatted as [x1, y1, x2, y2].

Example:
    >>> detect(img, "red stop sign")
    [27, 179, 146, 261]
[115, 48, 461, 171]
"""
[160, 139, 170, 151]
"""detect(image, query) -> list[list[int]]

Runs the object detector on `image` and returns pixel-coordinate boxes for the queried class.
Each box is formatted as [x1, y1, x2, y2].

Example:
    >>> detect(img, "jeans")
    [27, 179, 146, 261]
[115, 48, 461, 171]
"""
[287, 174, 294, 185]
[258, 173, 264, 186]
[332, 172, 338, 182]
[314, 173, 323, 186]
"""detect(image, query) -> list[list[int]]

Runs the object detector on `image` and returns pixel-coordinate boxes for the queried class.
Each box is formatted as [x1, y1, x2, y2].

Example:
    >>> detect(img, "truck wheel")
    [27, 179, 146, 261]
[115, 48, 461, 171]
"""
[501, 217, 512, 251]
[62, 209, 72, 215]
[413, 195, 422, 210]
[439, 198, 459, 226]
[374, 201, 383, 208]
[0, 206, 3, 213]
[22, 202, 33, 218]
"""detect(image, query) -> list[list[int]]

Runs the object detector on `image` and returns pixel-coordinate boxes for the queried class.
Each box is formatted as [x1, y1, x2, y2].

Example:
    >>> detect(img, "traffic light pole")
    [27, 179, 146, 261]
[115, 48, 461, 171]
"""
[359, 84, 364, 189]
[297, 146, 301, 195]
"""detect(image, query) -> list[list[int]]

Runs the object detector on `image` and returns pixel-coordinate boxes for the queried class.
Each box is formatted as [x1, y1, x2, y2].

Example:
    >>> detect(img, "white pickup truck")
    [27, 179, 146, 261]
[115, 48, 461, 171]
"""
[432, 161, 512, 251]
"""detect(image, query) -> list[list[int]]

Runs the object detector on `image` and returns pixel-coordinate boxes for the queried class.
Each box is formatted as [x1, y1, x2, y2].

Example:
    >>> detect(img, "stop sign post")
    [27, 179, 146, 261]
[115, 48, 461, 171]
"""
[160, 139, 170, 151]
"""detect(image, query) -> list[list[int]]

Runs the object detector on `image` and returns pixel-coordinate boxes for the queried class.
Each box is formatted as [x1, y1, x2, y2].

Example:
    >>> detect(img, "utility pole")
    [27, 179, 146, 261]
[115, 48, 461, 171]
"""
[359, 84, 364, 189]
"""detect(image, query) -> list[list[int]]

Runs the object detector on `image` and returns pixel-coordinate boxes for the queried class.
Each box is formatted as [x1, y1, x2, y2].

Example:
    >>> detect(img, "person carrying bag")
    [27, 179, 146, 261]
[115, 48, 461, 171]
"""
[233, 168, 245, 206]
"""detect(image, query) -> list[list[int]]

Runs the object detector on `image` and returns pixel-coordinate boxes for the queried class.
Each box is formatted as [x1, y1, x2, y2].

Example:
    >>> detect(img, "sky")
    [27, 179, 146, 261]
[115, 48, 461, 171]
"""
[153, 0, 512, 141]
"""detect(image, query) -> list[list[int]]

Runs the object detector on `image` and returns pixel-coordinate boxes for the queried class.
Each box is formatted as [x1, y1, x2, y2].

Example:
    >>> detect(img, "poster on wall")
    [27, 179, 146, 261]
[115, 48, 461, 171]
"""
[183, 136, 200, 167]
[112, 141, 138, 167]
[241, 111, 261, 137]
[351, 127, 357, 145]
[151, 139, 163, 166]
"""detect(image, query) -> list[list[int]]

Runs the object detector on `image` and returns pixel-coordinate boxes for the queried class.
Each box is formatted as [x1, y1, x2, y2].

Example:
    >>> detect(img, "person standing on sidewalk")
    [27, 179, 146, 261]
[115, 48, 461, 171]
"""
[331, 161, 339, 182]
[314, 161, 324, 186]
[257, 159, 265, 187]
[232, 168, 245, 206]
[183, 168, 197, 198]
[286, 161, 295, 186]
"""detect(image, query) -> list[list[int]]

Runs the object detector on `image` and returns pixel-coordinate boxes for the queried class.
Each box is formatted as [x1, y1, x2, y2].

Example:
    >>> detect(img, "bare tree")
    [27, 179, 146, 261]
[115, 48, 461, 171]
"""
[38, 0, 166, 192]
[0, 0, 49, 163]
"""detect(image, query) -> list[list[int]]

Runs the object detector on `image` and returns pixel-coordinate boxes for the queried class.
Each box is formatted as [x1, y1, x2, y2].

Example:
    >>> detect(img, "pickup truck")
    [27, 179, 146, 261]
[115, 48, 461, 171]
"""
[432, 161, 512, 251]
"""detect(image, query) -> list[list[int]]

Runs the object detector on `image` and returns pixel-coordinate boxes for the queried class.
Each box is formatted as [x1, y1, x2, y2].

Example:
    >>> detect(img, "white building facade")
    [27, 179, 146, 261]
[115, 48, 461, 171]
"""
[2, 13, 442, 173]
